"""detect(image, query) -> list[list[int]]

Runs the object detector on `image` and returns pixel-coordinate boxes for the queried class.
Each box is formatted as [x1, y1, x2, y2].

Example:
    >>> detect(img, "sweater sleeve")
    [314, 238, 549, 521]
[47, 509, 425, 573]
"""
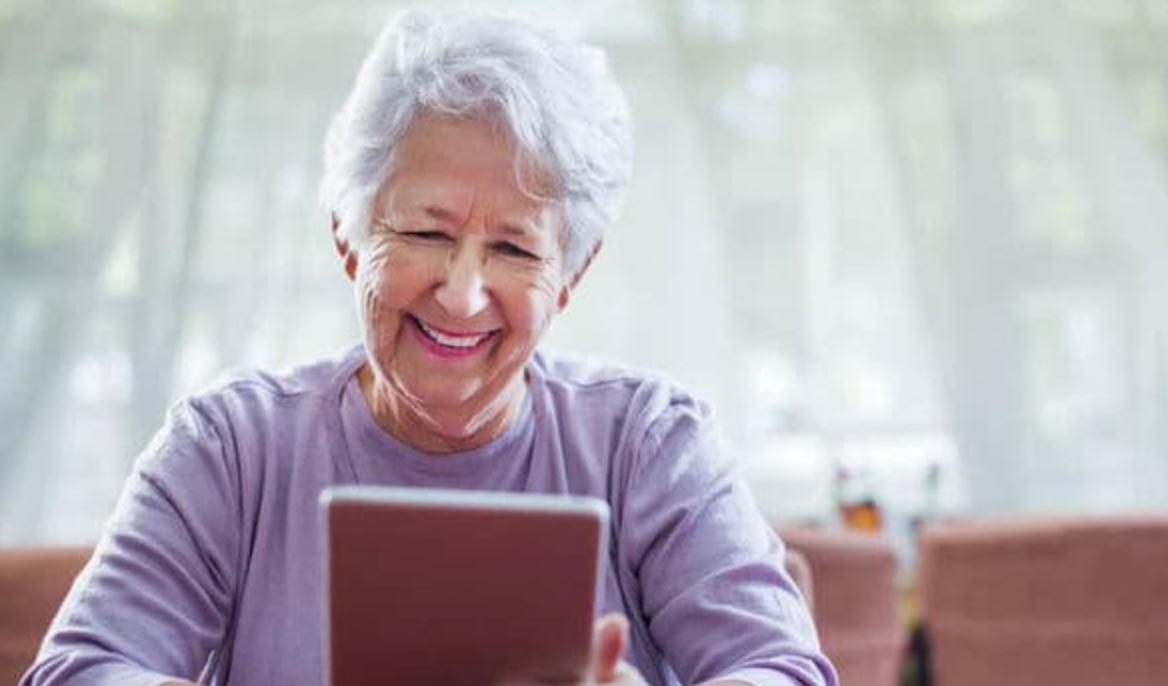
[21, 399, 243, 685]
[620, 394, 838, 686]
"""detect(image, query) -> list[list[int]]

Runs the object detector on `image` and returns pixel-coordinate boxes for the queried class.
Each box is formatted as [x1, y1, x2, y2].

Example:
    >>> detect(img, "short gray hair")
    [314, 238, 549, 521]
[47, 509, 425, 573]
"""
[320, 10, 633, 277]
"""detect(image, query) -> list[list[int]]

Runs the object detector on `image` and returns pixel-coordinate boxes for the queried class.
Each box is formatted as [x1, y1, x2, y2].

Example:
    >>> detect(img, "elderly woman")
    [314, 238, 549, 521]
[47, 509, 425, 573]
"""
[23, 11, 836, 686]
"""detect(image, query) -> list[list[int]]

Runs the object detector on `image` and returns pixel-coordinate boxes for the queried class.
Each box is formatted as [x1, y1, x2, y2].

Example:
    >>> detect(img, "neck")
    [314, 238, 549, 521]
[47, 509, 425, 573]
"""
[356, 364, 526, 455]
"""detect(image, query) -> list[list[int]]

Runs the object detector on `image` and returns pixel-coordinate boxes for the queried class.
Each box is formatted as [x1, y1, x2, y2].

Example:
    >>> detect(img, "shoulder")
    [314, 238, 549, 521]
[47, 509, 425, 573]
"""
[179, 345, 362, 426]
[138, 346, 363, 479]
[530, 349, 715, 455]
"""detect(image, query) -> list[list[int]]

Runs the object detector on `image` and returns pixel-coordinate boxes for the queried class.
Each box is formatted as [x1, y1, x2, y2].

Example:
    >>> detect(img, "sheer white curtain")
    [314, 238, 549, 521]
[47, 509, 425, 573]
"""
[2, 0, 1166, 544]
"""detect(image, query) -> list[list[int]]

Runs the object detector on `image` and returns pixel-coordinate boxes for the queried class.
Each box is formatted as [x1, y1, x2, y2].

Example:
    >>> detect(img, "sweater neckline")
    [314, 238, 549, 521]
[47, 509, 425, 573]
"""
[327, 344, 539, 481]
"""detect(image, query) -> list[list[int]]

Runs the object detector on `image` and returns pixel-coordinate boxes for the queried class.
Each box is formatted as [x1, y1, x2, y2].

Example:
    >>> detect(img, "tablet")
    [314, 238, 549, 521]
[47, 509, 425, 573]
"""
[320, 486, 609, 686]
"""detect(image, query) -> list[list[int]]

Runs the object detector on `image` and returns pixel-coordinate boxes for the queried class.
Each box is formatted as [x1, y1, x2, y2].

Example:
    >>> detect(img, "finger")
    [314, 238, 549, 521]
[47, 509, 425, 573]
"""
[590, 613, 629, 683]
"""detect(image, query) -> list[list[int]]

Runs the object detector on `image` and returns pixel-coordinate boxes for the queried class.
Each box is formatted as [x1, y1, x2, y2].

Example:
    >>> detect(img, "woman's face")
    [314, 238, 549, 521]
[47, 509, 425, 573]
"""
[348, 113, 573, 445]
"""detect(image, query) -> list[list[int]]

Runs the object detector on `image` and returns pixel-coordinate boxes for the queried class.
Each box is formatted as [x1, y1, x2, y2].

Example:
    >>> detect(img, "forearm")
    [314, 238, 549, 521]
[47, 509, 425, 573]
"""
[25, 404, 241, 686]
[21, 650, 182, 686]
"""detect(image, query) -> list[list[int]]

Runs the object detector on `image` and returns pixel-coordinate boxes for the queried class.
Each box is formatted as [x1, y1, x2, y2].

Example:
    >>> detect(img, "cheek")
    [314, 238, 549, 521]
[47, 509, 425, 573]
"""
[357, 247, 432, 365]
[356, 243, 432, 316]
[504, 274, 562, 340]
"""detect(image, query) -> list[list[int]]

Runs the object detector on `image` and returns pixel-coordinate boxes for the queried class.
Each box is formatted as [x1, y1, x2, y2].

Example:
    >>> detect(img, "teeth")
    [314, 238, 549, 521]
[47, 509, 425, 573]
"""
[417, 319, 489, 348]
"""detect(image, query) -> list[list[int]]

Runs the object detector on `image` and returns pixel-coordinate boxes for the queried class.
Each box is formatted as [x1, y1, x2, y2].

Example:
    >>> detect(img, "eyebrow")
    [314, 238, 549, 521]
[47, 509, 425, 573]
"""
[497, 222, 536, 240]
[420, 205, 537, 241]
[422, 205, 461, 223]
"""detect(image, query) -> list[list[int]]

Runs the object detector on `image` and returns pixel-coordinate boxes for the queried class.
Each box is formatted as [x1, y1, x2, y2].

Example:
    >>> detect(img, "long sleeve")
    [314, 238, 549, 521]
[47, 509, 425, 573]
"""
[22, 400, 242, 685]
[620, 396, 838, 686]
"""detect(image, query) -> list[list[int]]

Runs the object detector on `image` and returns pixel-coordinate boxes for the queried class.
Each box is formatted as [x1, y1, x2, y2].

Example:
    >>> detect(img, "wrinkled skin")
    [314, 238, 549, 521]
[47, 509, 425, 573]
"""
[337, 112, 576, 454]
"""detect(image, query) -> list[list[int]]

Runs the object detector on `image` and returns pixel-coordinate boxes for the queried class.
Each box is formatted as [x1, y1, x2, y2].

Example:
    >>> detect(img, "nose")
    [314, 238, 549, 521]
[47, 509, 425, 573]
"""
[434, 242, 490, 319]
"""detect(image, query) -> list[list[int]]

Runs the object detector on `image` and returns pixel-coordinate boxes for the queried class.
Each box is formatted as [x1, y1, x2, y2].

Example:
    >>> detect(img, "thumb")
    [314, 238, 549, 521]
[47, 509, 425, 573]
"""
[590, 613, 628, 683]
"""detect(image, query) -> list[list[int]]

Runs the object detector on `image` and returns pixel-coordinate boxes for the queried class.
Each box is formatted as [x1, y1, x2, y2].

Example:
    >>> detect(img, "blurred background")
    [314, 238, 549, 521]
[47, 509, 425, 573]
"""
[2, 0, 1166, 548]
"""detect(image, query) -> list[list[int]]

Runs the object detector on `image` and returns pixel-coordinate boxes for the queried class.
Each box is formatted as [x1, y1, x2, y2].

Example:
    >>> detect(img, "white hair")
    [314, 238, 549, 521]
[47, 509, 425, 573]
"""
[320, 10, 633, 277]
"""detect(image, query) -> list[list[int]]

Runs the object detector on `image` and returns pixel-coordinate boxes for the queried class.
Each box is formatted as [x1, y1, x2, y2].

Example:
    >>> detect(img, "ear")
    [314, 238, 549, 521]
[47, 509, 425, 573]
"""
[557, 240, 603, 312]
[332, 213, 358, 281]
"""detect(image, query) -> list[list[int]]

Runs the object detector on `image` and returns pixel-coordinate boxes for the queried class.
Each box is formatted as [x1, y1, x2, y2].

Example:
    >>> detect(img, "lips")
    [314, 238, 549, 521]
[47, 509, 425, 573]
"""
[407, 315, 498, 357]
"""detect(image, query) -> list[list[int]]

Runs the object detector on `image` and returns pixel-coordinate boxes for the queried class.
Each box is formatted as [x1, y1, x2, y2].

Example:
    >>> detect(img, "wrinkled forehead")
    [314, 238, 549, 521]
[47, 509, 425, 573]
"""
[391, 108, 560, 196]
[376, 111, 565, 235]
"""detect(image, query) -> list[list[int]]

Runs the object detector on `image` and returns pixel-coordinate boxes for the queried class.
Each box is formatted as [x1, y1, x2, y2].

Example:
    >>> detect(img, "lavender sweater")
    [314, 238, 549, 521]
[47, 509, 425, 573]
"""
[23, 346, 836, 686]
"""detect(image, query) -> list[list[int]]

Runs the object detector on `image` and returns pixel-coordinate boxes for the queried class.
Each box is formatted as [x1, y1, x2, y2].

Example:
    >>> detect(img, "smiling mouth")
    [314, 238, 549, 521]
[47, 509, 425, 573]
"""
[408, 315, 498, 355]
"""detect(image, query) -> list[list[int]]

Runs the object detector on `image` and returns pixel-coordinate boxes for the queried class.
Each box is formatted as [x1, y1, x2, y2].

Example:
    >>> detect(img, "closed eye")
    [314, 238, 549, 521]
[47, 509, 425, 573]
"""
[494, 242, 538, 260]
[402, 230, 452, 242]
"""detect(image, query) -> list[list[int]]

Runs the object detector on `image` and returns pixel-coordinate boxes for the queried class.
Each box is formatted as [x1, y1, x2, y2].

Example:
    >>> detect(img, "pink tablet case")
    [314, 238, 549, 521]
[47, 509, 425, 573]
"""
[323, 487, 608, 686]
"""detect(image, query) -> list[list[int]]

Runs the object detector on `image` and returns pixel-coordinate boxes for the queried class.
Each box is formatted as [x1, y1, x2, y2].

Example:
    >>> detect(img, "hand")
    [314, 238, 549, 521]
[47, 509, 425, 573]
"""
[586, 613, 648, 685]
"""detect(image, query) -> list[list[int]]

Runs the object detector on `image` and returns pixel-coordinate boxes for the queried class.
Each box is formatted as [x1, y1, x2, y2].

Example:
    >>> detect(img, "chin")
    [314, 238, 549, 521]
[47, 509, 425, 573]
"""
[403, 378, 485, 411]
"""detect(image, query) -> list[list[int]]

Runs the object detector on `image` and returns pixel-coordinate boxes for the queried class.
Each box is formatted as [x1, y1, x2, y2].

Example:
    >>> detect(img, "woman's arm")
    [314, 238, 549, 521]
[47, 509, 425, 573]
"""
[585, 614, 765, 686]
[619, 397, 838, 686]
[22, 400, 242, 685]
